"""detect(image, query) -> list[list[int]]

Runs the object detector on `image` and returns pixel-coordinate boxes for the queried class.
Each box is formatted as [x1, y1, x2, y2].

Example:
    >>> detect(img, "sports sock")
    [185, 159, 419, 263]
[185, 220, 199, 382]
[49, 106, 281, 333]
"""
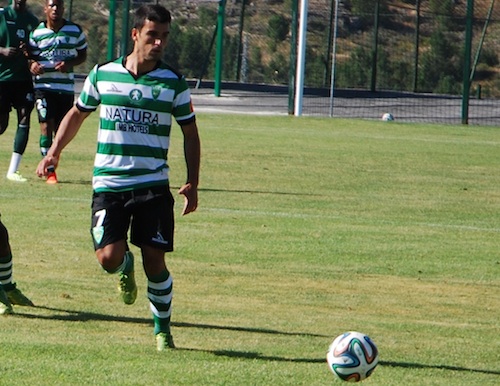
[39, 135, 52, 156]
[13, 124, 29, 154]
[0, 252, 14, 290]
[40, 138, 56, 174]
[148, 270, 173, 335]
[7, 152, 22, 175]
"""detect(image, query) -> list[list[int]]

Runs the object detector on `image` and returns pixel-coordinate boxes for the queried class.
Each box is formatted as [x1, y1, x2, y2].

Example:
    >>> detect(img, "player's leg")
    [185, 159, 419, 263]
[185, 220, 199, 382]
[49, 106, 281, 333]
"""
[91, 192, 137, 304]
[142, 245, 175, 351]
[40, 119, 58, 183]
[0, 216, 34, 307]
[131, 187, 175, 350]
[97, 241, 137, 305]
[43, 93, 74, 184]
[4, 82, 33, 182]
[0, 82, 12, 135]
[0, 217, 13, 314]
[0, 113, 9, 135]
[35, 91, 58, 183]
[36, 91, 50, 156]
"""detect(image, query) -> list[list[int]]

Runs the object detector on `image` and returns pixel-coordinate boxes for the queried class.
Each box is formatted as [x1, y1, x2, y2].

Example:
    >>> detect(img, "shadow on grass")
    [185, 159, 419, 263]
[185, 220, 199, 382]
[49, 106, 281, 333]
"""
[14, 307, 500, 375]
[379, 360, 500, 376]
[179, 349, 500, 375]
[174, 320, 327, 338]
[182, 348, 325, 364]
[195, 187, 316, 196]
[47, 183, 316, 197]
[14, 306, 326, 338]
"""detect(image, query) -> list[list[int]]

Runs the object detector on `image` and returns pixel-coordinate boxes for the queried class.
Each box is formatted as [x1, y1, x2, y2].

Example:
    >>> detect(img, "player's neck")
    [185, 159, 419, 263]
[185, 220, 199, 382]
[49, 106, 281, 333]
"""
[46, 19, 64, 32]
[125, 53, 158, 77]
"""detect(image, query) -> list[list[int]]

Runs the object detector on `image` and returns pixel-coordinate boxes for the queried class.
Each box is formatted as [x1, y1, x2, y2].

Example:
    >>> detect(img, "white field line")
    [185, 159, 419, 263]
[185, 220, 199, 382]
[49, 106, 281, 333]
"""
[204, 207, 500, 233]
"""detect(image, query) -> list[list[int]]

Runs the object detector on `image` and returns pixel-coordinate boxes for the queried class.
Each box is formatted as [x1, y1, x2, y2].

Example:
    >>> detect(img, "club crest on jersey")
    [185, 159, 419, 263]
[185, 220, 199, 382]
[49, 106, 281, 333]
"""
[129, 89, 143, 102]
[152, 86, 162, 100]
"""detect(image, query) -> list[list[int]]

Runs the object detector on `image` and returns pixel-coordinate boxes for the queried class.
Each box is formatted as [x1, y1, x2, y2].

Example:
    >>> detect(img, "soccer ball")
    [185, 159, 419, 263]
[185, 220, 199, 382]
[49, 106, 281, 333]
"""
[381, 113, 394, 121]
[326, 331, 379, 382]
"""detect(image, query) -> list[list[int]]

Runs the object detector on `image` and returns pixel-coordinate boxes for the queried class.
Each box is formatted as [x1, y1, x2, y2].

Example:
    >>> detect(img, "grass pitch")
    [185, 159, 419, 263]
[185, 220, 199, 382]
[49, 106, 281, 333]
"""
[0, 113, 499, 385]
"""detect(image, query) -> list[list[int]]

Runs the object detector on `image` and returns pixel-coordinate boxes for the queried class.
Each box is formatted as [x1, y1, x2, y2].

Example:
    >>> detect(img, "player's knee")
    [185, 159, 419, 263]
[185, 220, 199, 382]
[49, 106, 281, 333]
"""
[0, 115, 8, 134]
[96, 250, 123, 273]
[0, 221, 10, 256]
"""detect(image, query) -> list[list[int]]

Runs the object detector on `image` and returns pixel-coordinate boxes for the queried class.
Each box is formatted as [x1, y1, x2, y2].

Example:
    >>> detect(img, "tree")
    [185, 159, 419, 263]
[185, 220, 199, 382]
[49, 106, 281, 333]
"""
[267, 14, 289, 43]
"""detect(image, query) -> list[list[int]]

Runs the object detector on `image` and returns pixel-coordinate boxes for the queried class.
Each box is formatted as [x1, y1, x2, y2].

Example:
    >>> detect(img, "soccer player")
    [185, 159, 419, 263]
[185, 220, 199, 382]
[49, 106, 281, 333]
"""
[29, 0, 87, 184]
[36, 4, 201, 351]
[0, 212, 34, 315]
[0, 0, 38, 182]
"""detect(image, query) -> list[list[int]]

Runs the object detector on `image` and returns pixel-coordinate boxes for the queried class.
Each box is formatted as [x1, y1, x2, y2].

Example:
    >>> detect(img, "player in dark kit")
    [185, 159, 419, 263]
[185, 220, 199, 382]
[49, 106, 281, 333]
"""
[0, 212, 34, 315]
[0, 0, 38, 182]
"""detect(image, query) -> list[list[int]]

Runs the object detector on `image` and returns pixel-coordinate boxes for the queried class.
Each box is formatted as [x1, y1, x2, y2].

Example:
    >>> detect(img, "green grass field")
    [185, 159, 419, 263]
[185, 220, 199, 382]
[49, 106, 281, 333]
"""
[1, 113, 499, 385]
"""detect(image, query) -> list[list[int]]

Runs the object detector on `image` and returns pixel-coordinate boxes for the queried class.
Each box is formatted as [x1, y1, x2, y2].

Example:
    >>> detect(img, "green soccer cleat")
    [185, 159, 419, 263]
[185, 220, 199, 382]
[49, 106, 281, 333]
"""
[118, 252, 137, 305]
[6, 172, 27, 182]
[0, 289, 14, 315]
[118, 270, 137, 304]
[6, 286, 34, 306]
[156, 332, 175, 351]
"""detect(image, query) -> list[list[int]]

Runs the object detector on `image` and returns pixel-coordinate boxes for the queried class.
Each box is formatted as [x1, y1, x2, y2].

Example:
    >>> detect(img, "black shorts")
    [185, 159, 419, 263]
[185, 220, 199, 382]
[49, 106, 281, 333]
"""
[90, 185, 175, 252]
[0, 81, 35, 114]
[34, 89, 74, 124]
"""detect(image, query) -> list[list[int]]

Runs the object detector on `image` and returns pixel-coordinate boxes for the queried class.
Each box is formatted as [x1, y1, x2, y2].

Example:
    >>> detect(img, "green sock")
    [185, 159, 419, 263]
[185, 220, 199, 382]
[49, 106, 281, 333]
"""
[40, 135, 52, 156]
[13, 124, 29, 154]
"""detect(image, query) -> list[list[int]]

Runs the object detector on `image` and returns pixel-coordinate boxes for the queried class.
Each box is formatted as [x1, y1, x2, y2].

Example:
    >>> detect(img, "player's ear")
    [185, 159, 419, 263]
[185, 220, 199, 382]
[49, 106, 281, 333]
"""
[131, 27, 139, 41]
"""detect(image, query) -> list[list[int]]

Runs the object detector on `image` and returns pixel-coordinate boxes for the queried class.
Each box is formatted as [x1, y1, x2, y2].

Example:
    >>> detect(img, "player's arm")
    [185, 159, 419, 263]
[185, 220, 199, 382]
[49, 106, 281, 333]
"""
[178, 120, 201, 215]
[36, 106, 90, 177]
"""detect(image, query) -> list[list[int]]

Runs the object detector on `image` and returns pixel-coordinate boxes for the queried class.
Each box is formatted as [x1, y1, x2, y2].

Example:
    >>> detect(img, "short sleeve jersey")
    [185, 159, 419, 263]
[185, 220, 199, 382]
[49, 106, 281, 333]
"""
[0, 6, 38, 81]
[77, 57, 196, 194]
[29, 19, 87, 94]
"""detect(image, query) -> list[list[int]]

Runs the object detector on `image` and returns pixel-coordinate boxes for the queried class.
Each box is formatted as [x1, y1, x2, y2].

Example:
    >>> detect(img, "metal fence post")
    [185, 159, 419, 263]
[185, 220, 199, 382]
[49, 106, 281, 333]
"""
[107, 0, 117, 61]
[370, 0, 380, 92]
[461, 0, 474, 125]
[121, 0, 130, 56]
[288, 0, 298, 115]
[214, 0, 226, 97]
[413, 0, 421, 92]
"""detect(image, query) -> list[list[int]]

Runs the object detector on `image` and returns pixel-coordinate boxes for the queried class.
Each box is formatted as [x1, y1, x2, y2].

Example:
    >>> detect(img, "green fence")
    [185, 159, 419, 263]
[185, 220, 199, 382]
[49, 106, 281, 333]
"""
[6, 0, 500, 124]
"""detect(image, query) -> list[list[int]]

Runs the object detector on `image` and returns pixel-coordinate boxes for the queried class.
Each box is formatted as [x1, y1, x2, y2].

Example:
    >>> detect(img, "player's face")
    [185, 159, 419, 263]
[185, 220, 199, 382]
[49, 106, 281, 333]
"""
[45, 0, 64, 23]
[132, 20, 170, 62]
[14, 0, 27, 12]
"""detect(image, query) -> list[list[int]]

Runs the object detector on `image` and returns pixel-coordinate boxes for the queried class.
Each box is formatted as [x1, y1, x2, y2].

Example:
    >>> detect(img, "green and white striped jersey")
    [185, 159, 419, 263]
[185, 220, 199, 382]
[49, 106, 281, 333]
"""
[29, 20, 87, 94]
[77, 57, 196, 193]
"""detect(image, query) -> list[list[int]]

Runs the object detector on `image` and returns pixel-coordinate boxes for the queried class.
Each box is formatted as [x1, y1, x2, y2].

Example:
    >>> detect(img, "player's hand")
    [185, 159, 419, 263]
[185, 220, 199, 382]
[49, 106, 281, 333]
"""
[0, 47, 18, 58]
[30, 61, 44, 75]
[178, 182, 198, 216]
[55, 61, 69, 73]
[36, 155, 59, 178]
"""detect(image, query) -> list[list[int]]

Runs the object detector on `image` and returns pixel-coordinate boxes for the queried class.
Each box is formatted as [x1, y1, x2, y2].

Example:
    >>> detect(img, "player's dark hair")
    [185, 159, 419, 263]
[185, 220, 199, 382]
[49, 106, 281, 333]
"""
[133, 4, 171, 30]
[45, 0, 65, 5]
